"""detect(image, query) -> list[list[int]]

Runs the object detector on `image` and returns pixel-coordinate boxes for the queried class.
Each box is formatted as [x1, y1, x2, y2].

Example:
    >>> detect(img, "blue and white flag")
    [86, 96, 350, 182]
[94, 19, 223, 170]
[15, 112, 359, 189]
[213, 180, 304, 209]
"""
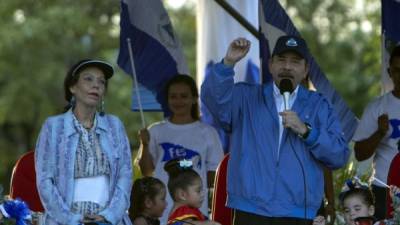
[117, 0, 189, 113]
[197, 0, 260, 152]
[381, 0, 400, 93]
[259, 0, 358, 142]
[197, 0, 260, 85]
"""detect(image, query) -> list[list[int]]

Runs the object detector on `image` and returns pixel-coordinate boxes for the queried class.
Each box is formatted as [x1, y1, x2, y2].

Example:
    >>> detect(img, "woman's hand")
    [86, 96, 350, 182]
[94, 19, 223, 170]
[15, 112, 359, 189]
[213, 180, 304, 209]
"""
[312, 215, 326, 225]
[390, 185, 400, 198]
[377, 114, 389, 136]
[82, 214, 107, 224]
[138, 128, 150, 146]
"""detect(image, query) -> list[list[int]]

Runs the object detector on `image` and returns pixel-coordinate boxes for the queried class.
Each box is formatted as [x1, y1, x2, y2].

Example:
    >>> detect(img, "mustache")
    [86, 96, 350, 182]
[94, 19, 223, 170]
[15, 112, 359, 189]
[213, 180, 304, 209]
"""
[278, 72, 294, 79]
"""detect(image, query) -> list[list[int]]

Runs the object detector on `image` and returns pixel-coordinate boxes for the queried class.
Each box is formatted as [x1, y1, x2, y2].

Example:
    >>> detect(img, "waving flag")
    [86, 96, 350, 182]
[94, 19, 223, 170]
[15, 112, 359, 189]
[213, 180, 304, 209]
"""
[259, 0, 358, 142]
[381, 0, 400, 93]
[197, 0, 260, 153]
[197, 0, 260, 85]
[117, 0, 189, 113]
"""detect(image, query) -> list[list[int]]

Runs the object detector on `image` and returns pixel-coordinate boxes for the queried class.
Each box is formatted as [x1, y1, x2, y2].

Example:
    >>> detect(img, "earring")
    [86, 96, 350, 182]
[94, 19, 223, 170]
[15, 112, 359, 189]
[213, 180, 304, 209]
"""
[69, 96, 76, 109]
[99, 99, 105, 116]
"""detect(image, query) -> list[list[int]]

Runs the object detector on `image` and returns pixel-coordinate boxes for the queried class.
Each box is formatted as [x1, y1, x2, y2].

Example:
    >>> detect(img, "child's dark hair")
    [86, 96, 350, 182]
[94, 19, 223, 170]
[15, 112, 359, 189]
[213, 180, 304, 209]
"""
[390, 45, 400, 66]
[340, 187, 375, 208]
[164, 159, 201, 200]
[130, 176, 165, 220]
[164, 75, 200, 120]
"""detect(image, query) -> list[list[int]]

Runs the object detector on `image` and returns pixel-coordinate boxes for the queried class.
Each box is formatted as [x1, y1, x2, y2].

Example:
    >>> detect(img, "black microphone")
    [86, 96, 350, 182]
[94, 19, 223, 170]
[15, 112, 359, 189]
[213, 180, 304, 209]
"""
[279, 79, 294, 111]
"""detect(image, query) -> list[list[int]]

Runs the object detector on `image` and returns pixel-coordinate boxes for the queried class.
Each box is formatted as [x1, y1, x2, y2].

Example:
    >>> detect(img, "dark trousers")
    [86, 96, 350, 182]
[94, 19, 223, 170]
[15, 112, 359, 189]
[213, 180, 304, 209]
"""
[372, 184, 387, 220]
[233, 210, 312, 225]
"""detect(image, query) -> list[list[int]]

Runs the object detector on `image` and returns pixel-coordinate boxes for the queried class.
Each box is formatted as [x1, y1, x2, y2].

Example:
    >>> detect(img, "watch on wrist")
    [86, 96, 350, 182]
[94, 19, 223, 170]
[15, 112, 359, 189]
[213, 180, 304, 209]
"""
[300, 123, 312, 139]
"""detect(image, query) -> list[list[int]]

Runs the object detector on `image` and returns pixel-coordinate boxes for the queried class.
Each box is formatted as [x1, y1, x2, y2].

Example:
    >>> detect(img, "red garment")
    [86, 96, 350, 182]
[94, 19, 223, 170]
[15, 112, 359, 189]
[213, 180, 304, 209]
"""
[10, 150, 44, 212]
[211, 154, 232, 225]
[167, 205, 205, 225]
[387, 153, 400, 218]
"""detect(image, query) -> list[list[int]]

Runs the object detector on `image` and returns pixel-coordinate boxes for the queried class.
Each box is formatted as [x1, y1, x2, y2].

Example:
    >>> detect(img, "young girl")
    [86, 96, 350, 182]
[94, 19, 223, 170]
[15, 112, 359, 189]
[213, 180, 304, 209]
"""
[136, 75, 224, 224]
[313, 178, 374, 225]
[313, 179, 400, 225]
[164, 159, 221, 225]
[341, 186, 375, 225]
[130, 177, 167, 225]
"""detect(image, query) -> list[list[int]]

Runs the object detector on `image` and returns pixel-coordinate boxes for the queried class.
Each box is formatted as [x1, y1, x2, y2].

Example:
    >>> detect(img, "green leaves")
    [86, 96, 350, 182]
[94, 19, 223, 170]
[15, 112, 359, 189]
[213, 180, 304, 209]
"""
[0, 0, 197, 193]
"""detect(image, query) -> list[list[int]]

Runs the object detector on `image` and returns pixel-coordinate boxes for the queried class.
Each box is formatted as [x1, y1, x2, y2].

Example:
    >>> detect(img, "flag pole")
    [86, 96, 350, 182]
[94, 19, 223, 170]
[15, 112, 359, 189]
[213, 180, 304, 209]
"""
[127, 38, 146, 128]
[214, 0, 259, 39]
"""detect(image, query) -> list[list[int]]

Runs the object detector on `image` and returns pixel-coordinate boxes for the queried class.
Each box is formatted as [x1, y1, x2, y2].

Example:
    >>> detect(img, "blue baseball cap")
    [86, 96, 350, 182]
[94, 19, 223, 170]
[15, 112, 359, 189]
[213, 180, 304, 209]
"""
[272, 35, 309, 61]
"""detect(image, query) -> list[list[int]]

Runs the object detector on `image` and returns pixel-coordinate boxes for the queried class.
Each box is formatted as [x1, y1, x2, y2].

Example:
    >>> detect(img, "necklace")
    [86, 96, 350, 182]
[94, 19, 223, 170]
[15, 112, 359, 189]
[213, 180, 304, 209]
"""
[82, 123, 93, 129]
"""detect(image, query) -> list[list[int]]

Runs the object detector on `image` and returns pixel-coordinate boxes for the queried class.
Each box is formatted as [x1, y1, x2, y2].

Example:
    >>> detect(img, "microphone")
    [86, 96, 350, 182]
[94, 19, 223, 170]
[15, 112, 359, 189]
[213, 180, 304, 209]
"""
[279, 79, 294, 111]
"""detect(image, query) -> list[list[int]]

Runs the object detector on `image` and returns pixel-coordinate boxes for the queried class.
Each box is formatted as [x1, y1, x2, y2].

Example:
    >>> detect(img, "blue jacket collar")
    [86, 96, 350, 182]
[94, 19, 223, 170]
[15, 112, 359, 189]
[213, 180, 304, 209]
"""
[263, 82, 310, 118]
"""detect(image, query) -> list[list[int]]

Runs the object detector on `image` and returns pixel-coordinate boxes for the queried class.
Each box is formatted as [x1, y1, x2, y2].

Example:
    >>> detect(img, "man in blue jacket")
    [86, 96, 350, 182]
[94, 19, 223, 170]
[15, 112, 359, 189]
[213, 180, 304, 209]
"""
[201, 35, 349, 225]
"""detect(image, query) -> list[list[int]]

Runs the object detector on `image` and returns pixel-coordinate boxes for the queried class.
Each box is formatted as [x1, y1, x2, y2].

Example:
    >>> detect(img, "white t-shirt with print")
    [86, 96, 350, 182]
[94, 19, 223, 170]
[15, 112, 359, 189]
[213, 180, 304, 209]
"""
[353, 92, 400, 186]
[148, 119, 224, 224]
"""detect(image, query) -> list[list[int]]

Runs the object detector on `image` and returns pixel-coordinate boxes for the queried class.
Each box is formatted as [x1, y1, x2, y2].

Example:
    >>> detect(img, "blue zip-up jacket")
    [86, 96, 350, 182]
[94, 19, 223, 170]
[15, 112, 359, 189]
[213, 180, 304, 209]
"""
[201, 62, 350, 219]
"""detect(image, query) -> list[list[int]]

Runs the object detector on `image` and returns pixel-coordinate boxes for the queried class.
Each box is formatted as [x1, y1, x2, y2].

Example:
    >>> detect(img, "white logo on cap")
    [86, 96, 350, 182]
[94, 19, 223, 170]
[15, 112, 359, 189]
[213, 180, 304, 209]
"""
[286, 38, 298, 47]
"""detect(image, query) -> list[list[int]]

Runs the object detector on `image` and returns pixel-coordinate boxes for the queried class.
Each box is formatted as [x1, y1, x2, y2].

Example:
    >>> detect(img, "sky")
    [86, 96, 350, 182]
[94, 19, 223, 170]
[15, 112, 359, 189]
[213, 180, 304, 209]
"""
[165, 0, 195, 9]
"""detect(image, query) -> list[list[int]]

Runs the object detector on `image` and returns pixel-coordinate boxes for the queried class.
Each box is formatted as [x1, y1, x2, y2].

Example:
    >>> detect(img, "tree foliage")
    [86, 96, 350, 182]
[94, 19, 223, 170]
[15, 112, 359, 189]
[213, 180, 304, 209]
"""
[284, 0, 381, 117]
[0, 0, 197, 192]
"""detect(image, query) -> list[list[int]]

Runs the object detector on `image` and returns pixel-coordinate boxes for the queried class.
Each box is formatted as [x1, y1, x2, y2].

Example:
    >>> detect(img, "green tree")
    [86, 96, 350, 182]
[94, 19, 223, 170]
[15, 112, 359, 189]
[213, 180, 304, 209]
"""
[0, 0, 196, 192]
[284, 0, 381, 116]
